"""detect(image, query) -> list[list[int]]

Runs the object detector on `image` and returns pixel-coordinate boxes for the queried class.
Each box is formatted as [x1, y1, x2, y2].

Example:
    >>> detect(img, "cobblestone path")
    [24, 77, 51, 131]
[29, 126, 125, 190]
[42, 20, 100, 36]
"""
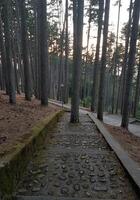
[16, 113, 139, 200]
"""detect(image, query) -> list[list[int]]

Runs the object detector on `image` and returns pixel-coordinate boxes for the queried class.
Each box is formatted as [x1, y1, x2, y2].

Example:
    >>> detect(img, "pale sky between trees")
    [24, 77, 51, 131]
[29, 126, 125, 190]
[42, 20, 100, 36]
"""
[86, 0, 130, 49]
[110, 0, 129, 28]
[61, 0, 130, 52]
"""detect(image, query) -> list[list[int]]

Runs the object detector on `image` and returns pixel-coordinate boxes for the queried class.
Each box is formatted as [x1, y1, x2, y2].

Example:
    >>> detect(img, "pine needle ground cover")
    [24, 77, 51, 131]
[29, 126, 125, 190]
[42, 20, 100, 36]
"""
[105, 124, 140, 165]
[0, 93, 61, 159]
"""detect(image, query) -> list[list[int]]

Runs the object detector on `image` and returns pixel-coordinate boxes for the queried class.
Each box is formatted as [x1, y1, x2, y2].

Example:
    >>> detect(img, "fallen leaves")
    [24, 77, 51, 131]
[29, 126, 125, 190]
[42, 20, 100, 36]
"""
[0, 93, 60, 157]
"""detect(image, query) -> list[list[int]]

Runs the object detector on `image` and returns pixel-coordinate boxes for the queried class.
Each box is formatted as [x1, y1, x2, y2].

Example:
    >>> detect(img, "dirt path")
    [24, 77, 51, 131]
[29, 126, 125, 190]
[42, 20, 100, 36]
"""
[16, 113, 139, 200]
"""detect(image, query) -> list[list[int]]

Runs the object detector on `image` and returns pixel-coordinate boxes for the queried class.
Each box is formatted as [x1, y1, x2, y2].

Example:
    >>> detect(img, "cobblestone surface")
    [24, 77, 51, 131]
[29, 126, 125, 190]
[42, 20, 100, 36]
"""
[16, 113, 139, 200]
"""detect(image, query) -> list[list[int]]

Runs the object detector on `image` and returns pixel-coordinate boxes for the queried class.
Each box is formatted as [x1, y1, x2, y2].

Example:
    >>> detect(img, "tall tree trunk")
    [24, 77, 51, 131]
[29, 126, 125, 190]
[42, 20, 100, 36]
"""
[33, 0, 40, 99]
[121, 0, 133, 113]
[112, 0, 121, 114]
[11, 40, 20, 94]
[64, 0, 69, 104]
[28, 33, 35, 95]
[3, 1, 16, 103]
[37, 0, 49, 105]
[115, 73, 121, 113]
[121, 0, 140, 128]
[57, 18, 66, 101]
[0, 14, 9, 93]
[83, 0, 92, 106]
[70, 0, 84, 123]
[15, 0, 24, 93]
[133, 60, 140, 117]
[20, 0, 32, 101]
[97, 0, 110, 121]
[91, 0, 104, 111]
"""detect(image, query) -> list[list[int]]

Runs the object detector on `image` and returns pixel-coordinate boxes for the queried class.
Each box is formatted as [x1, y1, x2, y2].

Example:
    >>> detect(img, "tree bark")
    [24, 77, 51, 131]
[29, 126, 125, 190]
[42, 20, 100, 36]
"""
[91, 0, 104, 111]
[112, 0, 121, 114]
[83, 0, 92, 106]
[33, 0, 40, 99]
[70, 0, 84, 123]
[20, 0, 32, 101]
[11, 40, 20, 94]
[37, 0, 49, 105]
[0, 14, 9, 93]
[64, 0, 69, 104]
[57, 18, 66, 101]
[121, 0, 140, 128]
[121, 0, 133, 113]
[3, 1, 16, 103]
[133, 60, 140, 117]
[97, 0, 110, 121]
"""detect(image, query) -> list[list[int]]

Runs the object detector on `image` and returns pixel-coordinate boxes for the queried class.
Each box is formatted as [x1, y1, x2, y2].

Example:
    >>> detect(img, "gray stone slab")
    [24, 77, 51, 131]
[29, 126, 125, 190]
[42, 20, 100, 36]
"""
[15, 113, 139, 199]
[88, 113, 140, 191]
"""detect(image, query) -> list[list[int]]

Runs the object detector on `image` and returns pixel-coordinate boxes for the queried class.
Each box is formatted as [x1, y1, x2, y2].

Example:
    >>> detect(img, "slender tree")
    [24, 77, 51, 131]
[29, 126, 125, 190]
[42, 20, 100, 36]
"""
[0, 14, 9, 93]
[121, 0, 140, 128]
[37, 0, 49, 105]
[112, 0, 121, 114]
[20, 0, 32, 101]
[133, 61, 140, 117]
[3, 1, 16, 104]
[33, 0, 40, 99]
[82, 0, 92, 106]
[57, 16, 65, 101]
[64, 0, 69, 104]
[70, 0, 84, 123]
[121, 0, 133, 113]
[97, 0, 110, 121]
[91, 0, 104, 111]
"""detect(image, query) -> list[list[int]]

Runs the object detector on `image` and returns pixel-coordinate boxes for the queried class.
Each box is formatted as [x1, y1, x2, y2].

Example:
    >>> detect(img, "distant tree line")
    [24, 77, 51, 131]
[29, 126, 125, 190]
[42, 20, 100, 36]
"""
[0, 0, 140, 129]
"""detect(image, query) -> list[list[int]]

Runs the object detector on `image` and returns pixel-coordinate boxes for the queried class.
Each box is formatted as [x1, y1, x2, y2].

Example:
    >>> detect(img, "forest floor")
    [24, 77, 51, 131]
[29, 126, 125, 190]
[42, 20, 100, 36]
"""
[0, 93, 61, 158]
[103, 114, 140, 137]
[105, 124, 140, 165]
[0, 94, 139, 173]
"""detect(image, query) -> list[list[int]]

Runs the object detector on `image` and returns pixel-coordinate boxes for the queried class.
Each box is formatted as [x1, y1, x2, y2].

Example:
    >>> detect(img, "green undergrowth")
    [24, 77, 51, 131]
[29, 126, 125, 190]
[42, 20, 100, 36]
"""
[136, 105, 140, 120]
[80, 96, 91, 108]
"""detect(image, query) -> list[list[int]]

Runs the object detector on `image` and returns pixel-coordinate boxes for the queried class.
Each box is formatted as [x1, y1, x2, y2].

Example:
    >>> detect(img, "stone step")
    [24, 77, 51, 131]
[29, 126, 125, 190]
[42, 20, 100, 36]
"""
[16, 196, 95, 200]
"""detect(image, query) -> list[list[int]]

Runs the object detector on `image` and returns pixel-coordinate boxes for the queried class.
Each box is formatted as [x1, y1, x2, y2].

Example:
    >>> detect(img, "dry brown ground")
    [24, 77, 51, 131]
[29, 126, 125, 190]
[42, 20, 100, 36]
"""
[1, 93, 139, 167]
[0, 93, 61, 158]
[105, 124, 140, 165]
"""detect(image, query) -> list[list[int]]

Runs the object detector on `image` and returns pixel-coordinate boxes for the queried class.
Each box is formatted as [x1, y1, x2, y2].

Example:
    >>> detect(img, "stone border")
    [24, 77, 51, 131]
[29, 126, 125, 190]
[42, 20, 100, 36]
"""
[0, 110, 64, 199]
[88, 113, 140, 192]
